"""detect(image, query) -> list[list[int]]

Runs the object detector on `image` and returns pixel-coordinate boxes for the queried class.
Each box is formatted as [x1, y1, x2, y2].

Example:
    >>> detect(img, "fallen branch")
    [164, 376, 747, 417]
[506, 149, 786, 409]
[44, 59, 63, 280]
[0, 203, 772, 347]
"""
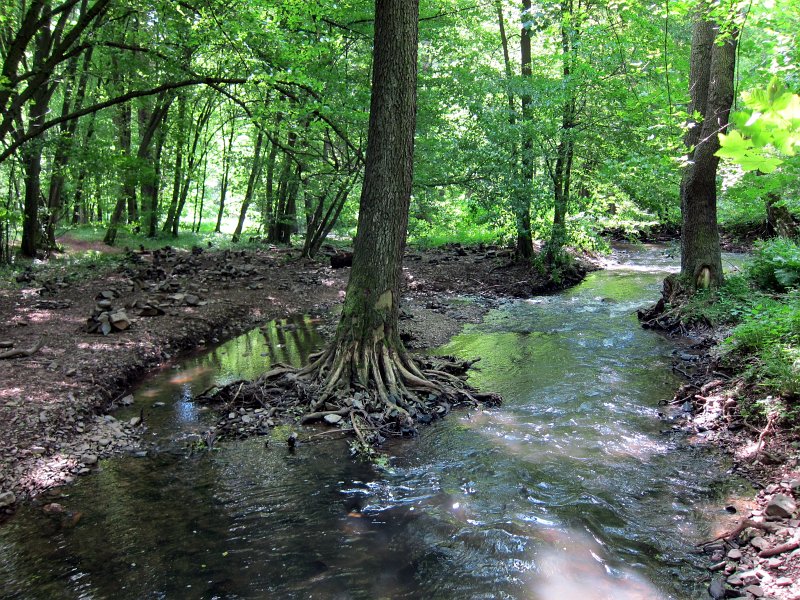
[699, 519, 783, 546]
[759, 536, 800, 558]
[0, 338, 44, 359]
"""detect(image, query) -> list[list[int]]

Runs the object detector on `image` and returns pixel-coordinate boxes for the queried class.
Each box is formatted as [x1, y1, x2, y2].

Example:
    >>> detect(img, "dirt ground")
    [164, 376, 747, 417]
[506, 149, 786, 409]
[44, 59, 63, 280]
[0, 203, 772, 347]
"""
[0, 241, 578, 507]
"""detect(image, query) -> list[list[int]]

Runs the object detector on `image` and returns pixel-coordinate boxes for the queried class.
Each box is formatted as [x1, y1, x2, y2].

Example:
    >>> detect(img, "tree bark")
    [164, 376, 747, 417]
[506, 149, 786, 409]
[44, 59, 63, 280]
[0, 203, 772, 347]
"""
[232, 129, 264, 243]
[515, 0, 534, 261]
[680, 19, 736, 289]
[305, 0, 420, 406]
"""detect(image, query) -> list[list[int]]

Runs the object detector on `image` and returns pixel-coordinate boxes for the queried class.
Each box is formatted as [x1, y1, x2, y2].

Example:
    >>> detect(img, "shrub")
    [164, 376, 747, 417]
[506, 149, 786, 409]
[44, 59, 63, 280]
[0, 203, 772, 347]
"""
[747, 237, 800, 292]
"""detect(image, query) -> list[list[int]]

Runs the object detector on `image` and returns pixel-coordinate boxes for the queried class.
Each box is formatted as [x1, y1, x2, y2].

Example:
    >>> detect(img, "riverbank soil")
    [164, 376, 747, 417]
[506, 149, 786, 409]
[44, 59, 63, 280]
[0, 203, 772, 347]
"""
[0, 242, 589, 512]
[642, 308, 800, 599]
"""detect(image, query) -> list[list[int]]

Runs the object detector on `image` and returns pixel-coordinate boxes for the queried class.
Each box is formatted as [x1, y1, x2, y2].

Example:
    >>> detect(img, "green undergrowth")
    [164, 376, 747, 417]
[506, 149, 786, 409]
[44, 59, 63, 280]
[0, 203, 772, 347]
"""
[680, 238, 800, 422]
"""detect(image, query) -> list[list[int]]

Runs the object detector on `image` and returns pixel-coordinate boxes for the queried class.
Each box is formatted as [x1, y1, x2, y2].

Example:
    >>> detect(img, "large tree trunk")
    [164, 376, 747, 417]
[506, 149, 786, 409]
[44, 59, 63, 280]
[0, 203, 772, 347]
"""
[680, 18, 737, 289]
[214, 121, 235, 233]
[305, 0, 420, 407]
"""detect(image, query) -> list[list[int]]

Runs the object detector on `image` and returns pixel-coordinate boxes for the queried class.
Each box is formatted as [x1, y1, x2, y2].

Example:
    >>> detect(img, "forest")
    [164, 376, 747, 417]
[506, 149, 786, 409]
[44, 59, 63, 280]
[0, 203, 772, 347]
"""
[1, 0, 800, 598]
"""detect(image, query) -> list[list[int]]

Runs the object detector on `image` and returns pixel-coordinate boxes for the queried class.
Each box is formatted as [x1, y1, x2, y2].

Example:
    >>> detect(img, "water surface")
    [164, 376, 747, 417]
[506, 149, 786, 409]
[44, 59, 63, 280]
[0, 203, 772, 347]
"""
[0, 246, 749, 599]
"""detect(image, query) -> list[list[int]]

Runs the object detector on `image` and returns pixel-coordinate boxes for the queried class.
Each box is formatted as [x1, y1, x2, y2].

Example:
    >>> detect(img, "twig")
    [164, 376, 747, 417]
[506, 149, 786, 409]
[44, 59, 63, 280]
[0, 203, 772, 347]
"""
[299, 406, 350, 425]
[698, 519, 782, 546]
[0, 338, 44, 360]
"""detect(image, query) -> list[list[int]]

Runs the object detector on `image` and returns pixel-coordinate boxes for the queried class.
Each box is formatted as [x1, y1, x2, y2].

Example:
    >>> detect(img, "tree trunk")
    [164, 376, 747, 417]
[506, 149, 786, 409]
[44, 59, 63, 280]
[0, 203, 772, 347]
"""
[305, 0, 420, 405]
[544, 0, 578, 265]
[514, 0, 534, 261]
[162, 94, 187, 234]
[232, 130, 264, 243]
[215, 120, 235, 233]
[20, 12, 53, 258]
[680, 18, 737, 289]
[104, 101, 135, 246]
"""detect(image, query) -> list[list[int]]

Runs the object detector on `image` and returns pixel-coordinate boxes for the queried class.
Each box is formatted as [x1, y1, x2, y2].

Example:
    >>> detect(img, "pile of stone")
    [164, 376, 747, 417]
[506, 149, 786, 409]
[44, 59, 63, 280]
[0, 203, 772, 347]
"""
[707, 481, 799, 599]
[86, 290, 131, 335]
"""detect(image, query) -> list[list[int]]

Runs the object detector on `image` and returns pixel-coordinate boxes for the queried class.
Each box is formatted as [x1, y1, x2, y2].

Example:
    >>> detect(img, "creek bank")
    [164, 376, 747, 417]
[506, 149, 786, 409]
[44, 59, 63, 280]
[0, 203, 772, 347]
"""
[0, 242, 594, 516]
[640, 299, 800, 600]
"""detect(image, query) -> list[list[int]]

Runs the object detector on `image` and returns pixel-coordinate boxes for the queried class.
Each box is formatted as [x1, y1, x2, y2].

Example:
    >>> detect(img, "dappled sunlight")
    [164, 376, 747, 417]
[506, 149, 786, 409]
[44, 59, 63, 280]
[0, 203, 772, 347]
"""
[18, 454, 80, 495]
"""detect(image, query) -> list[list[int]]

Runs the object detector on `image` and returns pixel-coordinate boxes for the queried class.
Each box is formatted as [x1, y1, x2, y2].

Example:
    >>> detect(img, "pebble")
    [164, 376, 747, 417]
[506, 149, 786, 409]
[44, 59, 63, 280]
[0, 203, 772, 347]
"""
[750, 537, 769, 551]
[324, 414, 343, 425]
[81, 454, 98, 465]
[776, 577, 793, 586]
[30, 446, 46, 455]
[129, 417, 142, 427]
[0, 491, 15, 508]
[727, 548, 743, 560]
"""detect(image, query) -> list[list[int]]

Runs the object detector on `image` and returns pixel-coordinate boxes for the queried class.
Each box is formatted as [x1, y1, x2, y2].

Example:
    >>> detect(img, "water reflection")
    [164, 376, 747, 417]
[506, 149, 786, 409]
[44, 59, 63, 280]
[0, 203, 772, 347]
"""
[0, 247, 752, 599]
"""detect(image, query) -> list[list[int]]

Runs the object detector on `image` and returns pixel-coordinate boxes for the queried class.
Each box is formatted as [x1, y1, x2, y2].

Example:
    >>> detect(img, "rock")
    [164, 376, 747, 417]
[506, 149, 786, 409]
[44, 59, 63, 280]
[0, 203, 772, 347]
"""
[43, 503, 64, 514]
[744, 585, 764, 597]
[109, 311, 130, 331]
[727, 548, 743, 560]
[750, 537, 769, 551]
[96, 299, 113, 309]
[708, 577, 726, 599]
[129, 417, 142, 427]
[184, 294, 200, 306]
[120, 395, 135, 406]
[776, 577, 793, 587]
[30, 445, 46, 455]
[324, 414, 343, 425]
[0, 491, 16, 508]
[39, 411, 48, 422]
[241, 415, 253, 424]
[82, 454, 98, 465]
[765, 494, 796, 518]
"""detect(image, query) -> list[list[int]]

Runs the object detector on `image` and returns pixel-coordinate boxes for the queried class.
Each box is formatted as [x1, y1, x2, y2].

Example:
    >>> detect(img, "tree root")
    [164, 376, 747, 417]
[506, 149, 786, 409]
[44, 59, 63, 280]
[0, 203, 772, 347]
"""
[198, 349, 500, 450]
[698, 519, 783, 546]
[0, 338, 44, 360]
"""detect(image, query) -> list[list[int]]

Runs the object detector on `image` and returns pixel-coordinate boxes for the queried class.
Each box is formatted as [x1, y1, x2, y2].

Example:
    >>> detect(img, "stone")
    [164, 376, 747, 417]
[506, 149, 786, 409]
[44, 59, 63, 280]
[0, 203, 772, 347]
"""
[776, 577, 793, 587]
[0, 491, 15, 508]
[30, 446, 46, 455]
[42, 503, 64, 514]
[98, 438, 111, 446]
[708, 577, 726, 599]
[109, 311, 130, 331]
[241, 415, 253, 424]
[324, 414, 343, 425]
[129, 417, 142, 427]
[766, 494, 796, 519]
[727, 574, 743, 586]
[744, 585, 764, 597]
[751, 537, 770, 551]
[82, 454, 98, 465]
[727, 548, 743, 560]
[120, 395, 135, 406]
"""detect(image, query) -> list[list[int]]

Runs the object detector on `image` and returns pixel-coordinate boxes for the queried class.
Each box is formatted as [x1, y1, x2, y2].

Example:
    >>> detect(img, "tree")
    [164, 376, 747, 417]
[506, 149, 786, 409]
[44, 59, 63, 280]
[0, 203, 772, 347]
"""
[679, 10, 737, 289]
[207, 0, 497, 449]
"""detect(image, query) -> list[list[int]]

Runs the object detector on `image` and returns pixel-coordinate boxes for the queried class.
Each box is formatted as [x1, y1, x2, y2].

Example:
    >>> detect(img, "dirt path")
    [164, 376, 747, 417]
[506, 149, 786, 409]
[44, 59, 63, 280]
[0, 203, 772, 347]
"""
[0, 243, 578, 511]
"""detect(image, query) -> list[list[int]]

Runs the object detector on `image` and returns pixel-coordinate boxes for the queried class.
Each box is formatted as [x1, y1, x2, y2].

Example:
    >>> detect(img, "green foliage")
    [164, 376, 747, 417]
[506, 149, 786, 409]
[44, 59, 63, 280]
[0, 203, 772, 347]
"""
[717, 78, 800, 173]
[682, 275, 764, 326]
[747, 237, 800, 292]
[724, 290, 800, 398]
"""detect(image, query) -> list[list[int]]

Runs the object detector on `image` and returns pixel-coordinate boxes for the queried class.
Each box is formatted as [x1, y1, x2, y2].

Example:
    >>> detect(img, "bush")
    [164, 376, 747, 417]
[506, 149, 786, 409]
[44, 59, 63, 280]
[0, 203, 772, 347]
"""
[747, 237, 800, 292]
[724, 290, 800, 398]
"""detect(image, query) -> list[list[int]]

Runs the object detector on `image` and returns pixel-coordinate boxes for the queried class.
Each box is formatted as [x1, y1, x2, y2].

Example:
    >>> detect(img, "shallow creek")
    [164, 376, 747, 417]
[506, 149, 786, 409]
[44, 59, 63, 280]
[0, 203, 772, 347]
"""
[1, 245, 752, 599]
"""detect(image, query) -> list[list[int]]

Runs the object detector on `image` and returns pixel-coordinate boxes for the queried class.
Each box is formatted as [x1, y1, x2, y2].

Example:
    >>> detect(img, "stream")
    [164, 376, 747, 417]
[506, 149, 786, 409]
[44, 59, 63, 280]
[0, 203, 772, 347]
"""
[0, 245, 751, 599]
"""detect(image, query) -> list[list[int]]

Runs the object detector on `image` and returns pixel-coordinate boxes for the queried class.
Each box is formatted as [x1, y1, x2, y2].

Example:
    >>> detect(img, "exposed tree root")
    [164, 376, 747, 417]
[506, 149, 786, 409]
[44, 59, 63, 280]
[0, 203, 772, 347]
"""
[0, 338, 44, 360]
[198, 349, 500, 452]
[698, 518, 783, 546]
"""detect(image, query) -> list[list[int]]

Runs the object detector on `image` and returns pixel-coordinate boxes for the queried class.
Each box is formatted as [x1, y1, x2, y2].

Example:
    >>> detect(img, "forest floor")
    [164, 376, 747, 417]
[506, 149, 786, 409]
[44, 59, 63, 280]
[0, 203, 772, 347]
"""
[0, 239, 586, 511]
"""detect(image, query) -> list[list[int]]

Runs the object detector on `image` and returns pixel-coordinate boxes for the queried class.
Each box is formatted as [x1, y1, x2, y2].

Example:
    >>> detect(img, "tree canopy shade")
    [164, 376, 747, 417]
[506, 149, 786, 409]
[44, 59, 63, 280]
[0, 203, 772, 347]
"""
[0, 0, 798, 273]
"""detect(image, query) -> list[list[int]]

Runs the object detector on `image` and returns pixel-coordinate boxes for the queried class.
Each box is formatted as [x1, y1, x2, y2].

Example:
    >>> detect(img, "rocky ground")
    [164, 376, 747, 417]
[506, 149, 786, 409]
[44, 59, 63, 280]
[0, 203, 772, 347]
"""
[655, 330, 800, 600]
[0, 240, 579, 514]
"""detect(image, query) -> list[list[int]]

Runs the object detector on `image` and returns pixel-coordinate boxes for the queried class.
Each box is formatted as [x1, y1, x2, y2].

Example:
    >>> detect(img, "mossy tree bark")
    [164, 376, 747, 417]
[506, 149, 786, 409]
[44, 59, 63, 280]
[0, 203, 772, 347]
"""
[680, 16, 737, 289]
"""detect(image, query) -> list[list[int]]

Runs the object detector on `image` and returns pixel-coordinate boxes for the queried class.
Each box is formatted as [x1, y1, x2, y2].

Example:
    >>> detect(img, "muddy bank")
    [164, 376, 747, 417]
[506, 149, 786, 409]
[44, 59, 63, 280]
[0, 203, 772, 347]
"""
[0, 243, 591, 513]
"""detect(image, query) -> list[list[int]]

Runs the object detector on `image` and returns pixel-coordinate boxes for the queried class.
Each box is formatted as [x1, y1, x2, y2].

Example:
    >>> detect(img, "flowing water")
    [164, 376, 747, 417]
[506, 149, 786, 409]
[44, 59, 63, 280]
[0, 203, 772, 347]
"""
[0, 245, 751, 599]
